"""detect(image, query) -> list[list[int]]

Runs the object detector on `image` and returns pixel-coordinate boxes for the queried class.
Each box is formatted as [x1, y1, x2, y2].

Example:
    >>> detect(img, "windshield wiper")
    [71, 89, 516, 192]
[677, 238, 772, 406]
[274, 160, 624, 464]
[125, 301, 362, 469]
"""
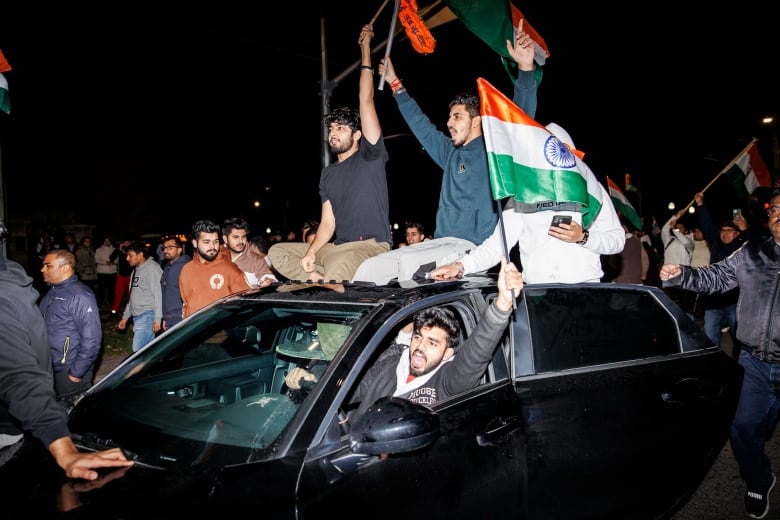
[72, 432, 165, 470]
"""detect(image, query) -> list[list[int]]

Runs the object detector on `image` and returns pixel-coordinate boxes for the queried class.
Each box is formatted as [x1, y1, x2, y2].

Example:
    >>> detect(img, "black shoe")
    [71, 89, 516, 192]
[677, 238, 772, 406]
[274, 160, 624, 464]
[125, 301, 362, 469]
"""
[745, 473, 776, 519]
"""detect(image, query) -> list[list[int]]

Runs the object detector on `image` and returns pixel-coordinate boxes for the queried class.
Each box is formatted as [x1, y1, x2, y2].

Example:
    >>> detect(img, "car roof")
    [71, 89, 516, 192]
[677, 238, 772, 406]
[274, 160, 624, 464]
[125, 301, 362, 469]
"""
[232, 276, 499, 306]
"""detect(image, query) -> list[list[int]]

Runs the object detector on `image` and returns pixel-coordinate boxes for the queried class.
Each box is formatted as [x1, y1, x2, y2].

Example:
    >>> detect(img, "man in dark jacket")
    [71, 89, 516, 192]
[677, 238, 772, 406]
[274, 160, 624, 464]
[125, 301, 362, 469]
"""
[660, 192, 780, 519]
[0, 220, 132, 479]
[160, 235, 191, 330]
[693, 191, 752, 347]
[39, 249, 102, 399]
[350, 257, 522, 416]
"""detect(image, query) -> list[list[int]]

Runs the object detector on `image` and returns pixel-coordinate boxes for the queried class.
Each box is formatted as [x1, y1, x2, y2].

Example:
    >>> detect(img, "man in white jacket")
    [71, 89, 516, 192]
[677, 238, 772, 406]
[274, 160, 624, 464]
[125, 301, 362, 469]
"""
[430, 124, 625, 284]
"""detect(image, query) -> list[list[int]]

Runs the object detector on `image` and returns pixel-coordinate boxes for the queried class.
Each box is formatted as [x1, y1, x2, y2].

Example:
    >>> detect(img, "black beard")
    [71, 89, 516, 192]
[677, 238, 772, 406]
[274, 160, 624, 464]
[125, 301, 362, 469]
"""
[329, 141, 350, 154]
[199, 249, 219, 262]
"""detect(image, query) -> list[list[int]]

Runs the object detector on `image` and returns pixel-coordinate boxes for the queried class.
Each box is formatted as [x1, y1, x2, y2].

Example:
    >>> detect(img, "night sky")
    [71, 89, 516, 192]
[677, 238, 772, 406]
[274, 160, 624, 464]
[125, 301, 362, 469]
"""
[1, 1, 777, 242]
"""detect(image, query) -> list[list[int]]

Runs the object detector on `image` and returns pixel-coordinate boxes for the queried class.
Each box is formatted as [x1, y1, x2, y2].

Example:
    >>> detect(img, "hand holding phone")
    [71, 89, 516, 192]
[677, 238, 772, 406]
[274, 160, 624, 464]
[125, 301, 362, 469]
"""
[732, 208, 741, 220]
[551, 215, 572, 228]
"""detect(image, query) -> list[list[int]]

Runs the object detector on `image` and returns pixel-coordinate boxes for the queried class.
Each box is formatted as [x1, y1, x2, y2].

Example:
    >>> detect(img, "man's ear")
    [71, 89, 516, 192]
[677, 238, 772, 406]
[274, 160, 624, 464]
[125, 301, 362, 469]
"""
[442, 347, 455, 361]
[472, 115, 481, 129]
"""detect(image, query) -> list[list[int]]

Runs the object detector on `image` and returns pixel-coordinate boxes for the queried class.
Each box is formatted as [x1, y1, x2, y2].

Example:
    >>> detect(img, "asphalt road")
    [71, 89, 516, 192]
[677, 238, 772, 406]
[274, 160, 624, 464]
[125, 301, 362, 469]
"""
[669, 332, 780, 520]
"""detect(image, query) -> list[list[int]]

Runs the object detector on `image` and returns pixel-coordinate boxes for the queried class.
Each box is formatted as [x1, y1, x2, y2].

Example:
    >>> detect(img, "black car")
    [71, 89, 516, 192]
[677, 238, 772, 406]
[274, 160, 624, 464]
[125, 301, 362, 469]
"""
[1, 277, 742, 519]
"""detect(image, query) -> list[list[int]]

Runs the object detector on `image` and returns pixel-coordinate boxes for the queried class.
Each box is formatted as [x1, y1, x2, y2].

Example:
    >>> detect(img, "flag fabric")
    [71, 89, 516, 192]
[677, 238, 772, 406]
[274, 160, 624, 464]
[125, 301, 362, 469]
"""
[0, 50, 11, 73]
[0, 49, 10, 115]
[607, 176, 642, 231]
[724, 141, 771, 198]
[399, 0, 437, 54]
[0, 73, 9, 115]
[477, 77, 604, 228]
[442, 0, 549, 78]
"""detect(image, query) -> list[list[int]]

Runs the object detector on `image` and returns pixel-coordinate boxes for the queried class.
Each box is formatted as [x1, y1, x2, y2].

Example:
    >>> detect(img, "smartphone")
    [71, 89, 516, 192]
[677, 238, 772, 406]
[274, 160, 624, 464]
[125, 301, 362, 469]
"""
[551, 215, 572, 227]
[732, 208, 741, 219]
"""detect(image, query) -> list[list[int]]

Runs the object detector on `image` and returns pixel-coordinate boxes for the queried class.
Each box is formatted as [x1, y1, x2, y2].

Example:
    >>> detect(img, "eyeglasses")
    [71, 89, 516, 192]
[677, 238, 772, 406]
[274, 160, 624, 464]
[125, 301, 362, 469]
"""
[767, 205, 780, 217]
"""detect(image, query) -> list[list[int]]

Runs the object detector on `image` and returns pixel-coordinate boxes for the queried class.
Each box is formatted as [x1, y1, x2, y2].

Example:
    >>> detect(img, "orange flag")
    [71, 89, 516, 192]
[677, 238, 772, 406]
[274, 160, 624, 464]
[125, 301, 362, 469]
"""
[399, 0, 436, 54]
[0, 49, 11, 73]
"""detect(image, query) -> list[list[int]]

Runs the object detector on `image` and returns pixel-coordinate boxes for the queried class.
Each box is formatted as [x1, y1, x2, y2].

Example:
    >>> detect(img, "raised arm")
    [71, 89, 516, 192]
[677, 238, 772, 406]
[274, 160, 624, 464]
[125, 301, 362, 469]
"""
[358, 23, 381, 145]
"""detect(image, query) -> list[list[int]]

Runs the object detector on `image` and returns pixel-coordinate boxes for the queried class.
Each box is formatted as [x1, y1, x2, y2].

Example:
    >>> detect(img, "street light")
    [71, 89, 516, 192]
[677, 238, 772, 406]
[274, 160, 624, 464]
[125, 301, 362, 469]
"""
[761, 115, 779, 183]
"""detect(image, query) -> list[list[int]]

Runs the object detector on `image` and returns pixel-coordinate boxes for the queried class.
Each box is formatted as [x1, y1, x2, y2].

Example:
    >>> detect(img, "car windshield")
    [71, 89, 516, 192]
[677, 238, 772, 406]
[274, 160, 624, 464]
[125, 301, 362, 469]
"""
[69, 297, 370, 470]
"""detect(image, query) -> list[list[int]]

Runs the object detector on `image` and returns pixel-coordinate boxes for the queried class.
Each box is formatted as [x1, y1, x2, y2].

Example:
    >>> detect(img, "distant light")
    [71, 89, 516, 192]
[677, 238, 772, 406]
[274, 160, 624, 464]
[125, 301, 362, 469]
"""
[762, 116, 775, 125]
[253, 200, 261, 208]
[393, 222, 399, 230]
[667, 202, 676, 211]
[688, 206, 695, 214]
[265, 227, 272, 234]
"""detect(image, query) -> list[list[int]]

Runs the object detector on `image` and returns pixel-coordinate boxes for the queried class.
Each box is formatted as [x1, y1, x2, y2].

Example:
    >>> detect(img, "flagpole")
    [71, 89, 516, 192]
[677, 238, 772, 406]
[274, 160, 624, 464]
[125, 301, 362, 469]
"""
[378, 0, 402, 91]
[680, 137, 758, 214]
[494, 199, 517, 310]
[370, 0, 391, 24]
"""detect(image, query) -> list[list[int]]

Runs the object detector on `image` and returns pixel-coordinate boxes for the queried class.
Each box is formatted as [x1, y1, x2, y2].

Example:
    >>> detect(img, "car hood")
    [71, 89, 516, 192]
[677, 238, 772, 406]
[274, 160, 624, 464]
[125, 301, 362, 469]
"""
[0, 438, 299, 519]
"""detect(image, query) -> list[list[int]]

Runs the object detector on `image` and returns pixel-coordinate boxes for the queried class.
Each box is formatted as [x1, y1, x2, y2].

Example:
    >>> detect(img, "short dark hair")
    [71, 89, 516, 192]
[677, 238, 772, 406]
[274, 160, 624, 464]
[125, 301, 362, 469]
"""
[249, 234, 270, 254]
[324, 107, 360, 132]
[414, 307, 461, 350]
[161, 235, 184, 248]
[191, 220, 221, 240]
[222, 217, 250, 235]
[449, 92, 480, 118]
[126, 241, 150, 258]
[302, 220, 319, 242]
[404, 221, 425, 234]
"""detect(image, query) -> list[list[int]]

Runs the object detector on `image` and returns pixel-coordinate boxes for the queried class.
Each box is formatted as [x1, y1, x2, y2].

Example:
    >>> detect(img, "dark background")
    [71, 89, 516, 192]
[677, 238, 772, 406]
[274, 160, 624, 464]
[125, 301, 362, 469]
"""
[0, 0, 777, 245]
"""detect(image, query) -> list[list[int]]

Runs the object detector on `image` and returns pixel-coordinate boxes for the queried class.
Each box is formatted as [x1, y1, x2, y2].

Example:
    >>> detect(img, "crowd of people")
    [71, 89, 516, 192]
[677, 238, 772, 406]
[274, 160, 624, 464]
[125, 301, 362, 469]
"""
[1, 15, 779, 520]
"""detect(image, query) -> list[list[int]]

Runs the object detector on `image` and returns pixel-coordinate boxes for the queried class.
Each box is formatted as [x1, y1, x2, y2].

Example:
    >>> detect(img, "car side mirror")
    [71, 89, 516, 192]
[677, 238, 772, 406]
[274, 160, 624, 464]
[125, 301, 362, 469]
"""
[349, 396, 439, 455]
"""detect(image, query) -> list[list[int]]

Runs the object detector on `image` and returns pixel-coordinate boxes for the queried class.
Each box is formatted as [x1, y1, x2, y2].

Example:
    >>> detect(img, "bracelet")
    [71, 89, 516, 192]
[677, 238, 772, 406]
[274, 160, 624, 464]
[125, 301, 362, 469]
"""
[390, 79, 404, 93]
[360, 65, 374, 73]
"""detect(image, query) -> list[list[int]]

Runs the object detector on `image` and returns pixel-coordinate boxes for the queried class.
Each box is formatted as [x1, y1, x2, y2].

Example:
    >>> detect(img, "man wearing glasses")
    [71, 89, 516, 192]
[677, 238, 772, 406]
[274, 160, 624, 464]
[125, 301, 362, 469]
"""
[660, 192, 780, 520]
[160, 236, 191, 331]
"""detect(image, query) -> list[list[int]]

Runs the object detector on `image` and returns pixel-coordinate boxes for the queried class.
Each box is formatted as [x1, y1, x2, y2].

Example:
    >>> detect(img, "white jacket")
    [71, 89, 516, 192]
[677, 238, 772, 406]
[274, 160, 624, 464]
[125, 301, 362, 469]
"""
[460, 193, 625, 284]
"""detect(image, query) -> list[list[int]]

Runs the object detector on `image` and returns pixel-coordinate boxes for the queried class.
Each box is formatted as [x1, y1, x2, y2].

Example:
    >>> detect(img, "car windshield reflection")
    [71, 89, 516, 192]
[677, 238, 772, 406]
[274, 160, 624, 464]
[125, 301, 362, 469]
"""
[70, 299, 370, 469]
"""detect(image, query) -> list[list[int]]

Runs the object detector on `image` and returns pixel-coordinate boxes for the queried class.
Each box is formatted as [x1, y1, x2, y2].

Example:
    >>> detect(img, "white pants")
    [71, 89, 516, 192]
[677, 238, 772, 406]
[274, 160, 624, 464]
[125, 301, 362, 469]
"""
[352, 237, 475, 285]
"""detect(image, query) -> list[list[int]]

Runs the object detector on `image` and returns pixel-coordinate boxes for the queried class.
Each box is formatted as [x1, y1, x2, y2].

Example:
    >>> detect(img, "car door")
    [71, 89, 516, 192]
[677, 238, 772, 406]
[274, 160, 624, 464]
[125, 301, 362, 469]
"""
[510, 284, 742, 520]
[294, 295, 529, 519]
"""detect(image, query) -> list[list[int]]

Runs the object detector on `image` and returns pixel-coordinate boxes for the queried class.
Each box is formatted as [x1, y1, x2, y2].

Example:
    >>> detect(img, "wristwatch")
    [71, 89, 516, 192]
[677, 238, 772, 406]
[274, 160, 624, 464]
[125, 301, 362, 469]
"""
[576, 229, 589, 246]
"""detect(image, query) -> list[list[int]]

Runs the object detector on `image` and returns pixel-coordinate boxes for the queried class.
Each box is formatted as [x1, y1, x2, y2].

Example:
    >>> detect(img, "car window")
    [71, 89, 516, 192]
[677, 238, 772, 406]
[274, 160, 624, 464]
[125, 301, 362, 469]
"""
[521, 286, 682, 373]
[342, 300, 497, 418]
[77, 301, 369, 468]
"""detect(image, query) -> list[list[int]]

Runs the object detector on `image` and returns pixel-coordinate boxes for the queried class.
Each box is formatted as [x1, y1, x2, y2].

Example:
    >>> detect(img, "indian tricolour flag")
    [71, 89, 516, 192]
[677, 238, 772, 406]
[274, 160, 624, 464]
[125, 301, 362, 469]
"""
[477, 77, 603, 228]
[0, 73, 9, 115]
[607, 176, 642, 231]
[442, 0, 549, 82]
[723, 141, 771, 198]
[0, 49, 10, 115]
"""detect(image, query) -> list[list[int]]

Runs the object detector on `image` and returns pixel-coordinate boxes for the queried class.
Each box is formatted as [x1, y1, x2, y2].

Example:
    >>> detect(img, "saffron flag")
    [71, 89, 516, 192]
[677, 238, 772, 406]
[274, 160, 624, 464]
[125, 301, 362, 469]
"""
[399, 0, 437, 54]
[724, 141, 771, 198]
[607, 176, 642, 231]
[442, 0, 550, 73]
[477, 77, 604, 228]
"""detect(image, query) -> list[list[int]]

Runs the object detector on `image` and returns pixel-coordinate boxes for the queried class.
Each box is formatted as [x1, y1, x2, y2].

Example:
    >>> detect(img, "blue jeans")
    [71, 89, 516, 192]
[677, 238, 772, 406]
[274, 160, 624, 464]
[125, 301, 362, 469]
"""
[704, 304, 737, 346]
[131, 310, 156, 352]
[730, 351, 780, 492]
